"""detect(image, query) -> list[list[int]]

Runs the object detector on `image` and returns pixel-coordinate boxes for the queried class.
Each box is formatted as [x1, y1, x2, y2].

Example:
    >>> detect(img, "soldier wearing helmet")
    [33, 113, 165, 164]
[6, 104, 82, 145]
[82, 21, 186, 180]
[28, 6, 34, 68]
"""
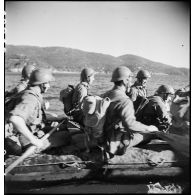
[168, 85, 190, 136]
[156, 86, 190, 158]
[71, 68, 95, 125]
[136, 84, 174, 132]
[5, 64, 36, 99]
[127, 69, 151, 112]
[5, 68, 70, 155]
[101, 66, 158, 158]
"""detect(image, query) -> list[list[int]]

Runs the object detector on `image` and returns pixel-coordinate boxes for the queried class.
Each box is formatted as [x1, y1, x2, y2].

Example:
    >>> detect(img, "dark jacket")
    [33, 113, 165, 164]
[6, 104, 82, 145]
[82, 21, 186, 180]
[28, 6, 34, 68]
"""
[137, 95, 171, 131]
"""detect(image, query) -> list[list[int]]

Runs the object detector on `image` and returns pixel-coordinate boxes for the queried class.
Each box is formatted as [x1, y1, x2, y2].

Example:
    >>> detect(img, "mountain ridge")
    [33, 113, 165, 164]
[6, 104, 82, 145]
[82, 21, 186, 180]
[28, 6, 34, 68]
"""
[5, 45, 189, 76]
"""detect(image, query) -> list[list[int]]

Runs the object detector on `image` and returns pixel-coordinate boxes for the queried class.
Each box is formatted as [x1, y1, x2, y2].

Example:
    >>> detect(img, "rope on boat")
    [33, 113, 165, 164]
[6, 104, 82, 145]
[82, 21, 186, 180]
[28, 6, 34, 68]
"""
[8, 159, 188, 169]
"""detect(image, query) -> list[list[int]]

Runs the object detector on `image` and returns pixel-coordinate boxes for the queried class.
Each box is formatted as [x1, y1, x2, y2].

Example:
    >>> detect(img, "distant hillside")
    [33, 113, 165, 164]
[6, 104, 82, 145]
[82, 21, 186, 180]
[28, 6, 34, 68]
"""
[118, 55, 189, 76]
[5, 45, 189, 76]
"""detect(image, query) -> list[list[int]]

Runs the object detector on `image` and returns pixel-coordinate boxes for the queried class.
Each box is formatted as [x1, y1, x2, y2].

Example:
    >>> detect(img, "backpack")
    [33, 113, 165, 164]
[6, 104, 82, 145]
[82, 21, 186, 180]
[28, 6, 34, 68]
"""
[5, 89, 43, 119]
[82, 95, 111, 139]
[59, 85, 75, 114]
[5, 92, 24, 121]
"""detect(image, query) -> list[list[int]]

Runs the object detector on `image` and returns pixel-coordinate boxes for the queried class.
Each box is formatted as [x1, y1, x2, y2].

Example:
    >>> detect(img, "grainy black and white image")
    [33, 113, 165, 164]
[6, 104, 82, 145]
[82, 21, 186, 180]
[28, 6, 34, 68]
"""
[4, 1, 190, 194]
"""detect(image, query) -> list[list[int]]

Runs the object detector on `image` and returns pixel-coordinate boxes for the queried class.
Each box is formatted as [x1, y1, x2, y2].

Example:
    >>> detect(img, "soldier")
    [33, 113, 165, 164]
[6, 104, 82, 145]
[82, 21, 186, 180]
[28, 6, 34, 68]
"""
[5, 68, 70, 156]
[156, 86, 190, 158]
[102, 66, 158, 158]
[136, 85, 174, 132]
[5, 64, 36, 98]
[168, 86, 190, 136]
[71, 68, 95, 125]
[127, 69, 151, 112]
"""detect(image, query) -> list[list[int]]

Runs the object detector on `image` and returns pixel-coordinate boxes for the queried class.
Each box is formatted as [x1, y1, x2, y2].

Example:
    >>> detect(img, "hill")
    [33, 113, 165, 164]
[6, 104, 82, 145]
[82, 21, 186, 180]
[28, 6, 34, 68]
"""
[5, 45, 189, 76]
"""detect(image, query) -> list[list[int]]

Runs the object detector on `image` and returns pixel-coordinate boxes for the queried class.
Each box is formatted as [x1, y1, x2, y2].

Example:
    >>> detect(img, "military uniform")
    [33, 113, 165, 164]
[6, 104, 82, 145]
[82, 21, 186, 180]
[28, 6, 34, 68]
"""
[127, 81, 147, 112]
[102, 87, 155, 155]
[168, 92, 190, 136]
[137, 95, 171, 132]
[5, 87, 44, 153]
[72, 82, 89, 108]
[6, 86, 71, 155]
[71, 82, 90, 125]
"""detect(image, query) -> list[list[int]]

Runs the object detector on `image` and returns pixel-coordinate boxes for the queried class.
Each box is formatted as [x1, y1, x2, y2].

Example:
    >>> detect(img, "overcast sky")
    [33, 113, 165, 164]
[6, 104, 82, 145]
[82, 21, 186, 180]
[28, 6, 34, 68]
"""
[5, 1, 190, 68]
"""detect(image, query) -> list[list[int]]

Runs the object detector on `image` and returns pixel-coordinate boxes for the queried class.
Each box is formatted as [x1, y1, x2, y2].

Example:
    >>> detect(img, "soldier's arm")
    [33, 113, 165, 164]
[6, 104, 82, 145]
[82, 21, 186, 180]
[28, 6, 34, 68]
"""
[9, 94, 46, 147]
[9, 115, 44, 148]
[77, 85, 88, 108]
[120, 99, 158, 133]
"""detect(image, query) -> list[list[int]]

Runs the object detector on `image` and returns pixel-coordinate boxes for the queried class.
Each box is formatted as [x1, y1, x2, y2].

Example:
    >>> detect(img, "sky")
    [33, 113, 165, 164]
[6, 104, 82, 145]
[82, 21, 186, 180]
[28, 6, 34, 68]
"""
[5, 1, 190, 68]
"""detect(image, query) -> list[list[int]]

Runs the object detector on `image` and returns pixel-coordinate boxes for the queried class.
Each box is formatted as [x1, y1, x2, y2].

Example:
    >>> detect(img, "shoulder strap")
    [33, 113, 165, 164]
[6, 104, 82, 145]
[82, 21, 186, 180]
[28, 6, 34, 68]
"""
[135, 97, 149, 115]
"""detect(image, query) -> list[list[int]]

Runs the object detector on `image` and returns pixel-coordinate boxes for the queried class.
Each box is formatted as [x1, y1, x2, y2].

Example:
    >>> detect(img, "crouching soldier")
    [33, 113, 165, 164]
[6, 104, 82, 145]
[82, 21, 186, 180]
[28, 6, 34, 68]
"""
[5, 68, 70, 156]
[136, 85, 174, 132]
[101, 66, 158, 158]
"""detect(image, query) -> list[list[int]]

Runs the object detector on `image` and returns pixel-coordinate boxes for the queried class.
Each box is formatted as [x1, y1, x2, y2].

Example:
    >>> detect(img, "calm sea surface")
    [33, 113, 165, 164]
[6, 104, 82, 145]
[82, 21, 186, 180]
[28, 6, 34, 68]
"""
[5, 72, 189, 116]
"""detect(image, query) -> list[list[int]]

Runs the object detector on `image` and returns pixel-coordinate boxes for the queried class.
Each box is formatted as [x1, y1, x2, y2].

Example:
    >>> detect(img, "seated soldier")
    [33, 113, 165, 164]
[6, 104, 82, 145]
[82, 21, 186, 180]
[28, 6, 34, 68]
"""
[71, 68, 95, 125]
[136, 85, 174, 132]
[101, 66, 158, 158]
[5, 68, 70, 156]
[168, 86, 190, 136]
[126, 69, 151, 112]
[156, 85, 190, 158]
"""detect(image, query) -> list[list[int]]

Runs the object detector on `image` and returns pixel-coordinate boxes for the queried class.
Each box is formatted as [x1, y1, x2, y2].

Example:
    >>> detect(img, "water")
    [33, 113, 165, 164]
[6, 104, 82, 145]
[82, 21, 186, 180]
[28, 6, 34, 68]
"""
[5, 72, 189, 116]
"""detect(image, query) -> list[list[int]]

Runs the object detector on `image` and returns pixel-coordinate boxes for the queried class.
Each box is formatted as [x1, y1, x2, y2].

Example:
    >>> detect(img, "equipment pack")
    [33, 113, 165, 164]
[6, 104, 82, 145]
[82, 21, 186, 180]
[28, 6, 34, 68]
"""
[59, 85, 75, 114]
[82, 95, 111, 139]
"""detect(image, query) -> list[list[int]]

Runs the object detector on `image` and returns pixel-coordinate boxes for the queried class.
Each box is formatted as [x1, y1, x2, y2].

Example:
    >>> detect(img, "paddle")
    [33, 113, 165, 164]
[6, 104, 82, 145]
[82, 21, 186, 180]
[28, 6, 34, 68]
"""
[5, 119, 66, 175]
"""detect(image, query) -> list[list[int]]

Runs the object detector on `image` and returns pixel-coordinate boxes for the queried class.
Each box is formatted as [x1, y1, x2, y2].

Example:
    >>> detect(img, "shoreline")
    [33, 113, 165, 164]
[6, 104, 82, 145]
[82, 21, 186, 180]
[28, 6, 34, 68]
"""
[5, 70, 110, 75]
[5, 70, 169, 76]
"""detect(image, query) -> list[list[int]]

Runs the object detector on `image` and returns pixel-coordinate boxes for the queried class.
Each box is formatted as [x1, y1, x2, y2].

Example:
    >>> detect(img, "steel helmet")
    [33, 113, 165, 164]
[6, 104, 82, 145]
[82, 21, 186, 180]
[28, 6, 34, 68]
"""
[29, 68, 55, 85]
[21, 64, 36, 79]
[136, 70, 151, 78]
[156, 85, 175, 95]
[111, 66, 133, 82]
[80, 68, 95, 81]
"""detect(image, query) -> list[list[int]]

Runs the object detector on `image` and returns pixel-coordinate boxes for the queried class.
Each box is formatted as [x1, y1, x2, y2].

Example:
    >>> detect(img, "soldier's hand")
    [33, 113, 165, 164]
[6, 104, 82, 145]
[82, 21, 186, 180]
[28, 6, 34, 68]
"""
[34, 139, 51, 152]
[148, 125, 159, 132]
[37, 130, 45, 138]
[31, 138, 45, 148]
[51, 121, 59, 128]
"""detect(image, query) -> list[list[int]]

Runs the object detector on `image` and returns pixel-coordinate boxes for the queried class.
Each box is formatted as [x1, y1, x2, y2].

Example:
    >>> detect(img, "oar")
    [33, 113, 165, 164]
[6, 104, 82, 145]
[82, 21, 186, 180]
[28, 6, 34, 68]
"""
[5, 120, 65, 175]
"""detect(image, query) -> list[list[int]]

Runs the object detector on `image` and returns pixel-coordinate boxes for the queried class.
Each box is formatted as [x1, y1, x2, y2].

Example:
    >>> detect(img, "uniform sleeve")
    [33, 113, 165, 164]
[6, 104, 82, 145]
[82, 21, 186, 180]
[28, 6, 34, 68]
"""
[10, 94, 38, 123]
[76, 84, 88, 108]
[127, 87, 138, 102]
[119, 99, 150, 132]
